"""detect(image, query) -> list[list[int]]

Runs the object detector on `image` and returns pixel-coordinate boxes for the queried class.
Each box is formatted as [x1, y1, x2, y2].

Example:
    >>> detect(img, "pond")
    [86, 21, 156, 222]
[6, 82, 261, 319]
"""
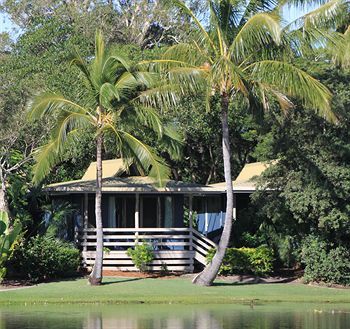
[0, 303, 350, 329]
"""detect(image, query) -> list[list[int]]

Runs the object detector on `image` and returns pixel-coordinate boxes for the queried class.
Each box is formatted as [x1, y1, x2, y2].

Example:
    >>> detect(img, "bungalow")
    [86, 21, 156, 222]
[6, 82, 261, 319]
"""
[46, 159, 271, 272]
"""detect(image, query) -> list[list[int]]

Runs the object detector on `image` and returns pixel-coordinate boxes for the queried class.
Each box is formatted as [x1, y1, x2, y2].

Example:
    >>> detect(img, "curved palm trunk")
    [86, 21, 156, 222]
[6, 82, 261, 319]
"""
[88, 133, 104, 285]
[193, 93, 233, 286]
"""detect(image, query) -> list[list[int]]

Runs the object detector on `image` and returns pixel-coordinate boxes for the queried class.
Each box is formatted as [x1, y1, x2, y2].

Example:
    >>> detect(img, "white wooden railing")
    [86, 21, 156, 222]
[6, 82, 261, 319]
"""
[191, 228, 217, 265]
[79, 227, 217, 272]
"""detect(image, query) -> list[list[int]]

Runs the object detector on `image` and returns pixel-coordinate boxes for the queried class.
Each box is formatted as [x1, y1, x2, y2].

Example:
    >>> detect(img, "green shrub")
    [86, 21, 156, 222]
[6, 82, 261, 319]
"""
[207, 246, 274, 276]
[127, 242, 154, 272]
[11, 235, 80, 282]
[301, 236, 350, 286]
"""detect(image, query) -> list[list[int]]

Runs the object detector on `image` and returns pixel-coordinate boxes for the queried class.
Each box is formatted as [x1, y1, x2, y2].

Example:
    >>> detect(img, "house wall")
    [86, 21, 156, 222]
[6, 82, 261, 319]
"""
[50, 192, 231, 235]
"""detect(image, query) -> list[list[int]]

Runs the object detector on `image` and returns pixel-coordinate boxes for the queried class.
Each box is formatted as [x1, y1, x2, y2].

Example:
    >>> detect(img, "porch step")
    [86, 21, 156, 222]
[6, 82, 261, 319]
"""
[191, 228, 217, 266]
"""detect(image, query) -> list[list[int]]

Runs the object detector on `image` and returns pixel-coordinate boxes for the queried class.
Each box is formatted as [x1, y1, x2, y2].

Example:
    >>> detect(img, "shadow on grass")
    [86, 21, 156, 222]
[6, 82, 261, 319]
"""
[213, 277, 297, 287]
[102, 278, 143, 285]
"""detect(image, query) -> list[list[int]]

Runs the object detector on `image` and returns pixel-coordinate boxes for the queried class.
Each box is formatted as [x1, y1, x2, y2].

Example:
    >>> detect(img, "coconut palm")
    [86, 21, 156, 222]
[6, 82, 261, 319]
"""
[28, 31, 182, 285]
[163, 0, 338, 286]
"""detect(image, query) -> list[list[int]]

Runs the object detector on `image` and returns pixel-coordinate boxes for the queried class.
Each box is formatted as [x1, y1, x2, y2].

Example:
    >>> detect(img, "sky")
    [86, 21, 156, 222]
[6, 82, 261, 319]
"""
[0, 12, 15, 33]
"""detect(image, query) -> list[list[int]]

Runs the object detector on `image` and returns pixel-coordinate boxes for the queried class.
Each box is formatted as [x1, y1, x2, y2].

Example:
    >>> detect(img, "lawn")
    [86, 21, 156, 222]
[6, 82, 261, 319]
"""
[1, 277, 350, 305]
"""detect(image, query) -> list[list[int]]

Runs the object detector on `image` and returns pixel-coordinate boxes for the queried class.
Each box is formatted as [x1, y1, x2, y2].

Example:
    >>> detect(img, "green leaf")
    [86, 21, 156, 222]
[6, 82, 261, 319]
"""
[0, 211, 9, 231]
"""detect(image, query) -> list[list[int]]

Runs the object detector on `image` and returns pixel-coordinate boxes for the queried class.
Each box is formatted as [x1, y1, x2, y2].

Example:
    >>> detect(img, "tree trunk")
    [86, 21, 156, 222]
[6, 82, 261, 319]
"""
[0, 177, 10, 216]
[88, 133, 104, 285]
[192, 93, 233, 286]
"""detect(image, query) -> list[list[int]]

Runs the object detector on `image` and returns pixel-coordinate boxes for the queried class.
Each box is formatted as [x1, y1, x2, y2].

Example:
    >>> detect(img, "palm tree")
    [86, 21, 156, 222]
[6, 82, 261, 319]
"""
[163, 0, 339, 286]
[28, 31, 181, 285]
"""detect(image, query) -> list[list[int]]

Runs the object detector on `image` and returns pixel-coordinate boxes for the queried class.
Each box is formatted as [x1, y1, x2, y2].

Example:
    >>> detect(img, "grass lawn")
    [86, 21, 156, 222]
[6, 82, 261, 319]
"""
[1, 277, 350, 305]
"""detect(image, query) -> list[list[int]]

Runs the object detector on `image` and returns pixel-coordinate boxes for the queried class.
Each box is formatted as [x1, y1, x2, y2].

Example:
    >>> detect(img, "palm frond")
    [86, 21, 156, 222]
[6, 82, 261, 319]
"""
[303, 0, 348, 29]
[115, 71, 154, 101]
[101, 122, 123, 147]
[331, 26, 350, 68]
[242, 0, 279, 18]
[211, 56, 248, 95]
[91, 30, 107, 89]
[119, 131, 171, 187]
[32, 129, 82, 184]
[102, 55, 131, 83]
[132, 71, 155, 89]
[284, 27, 344, 58]
[246, 60, 335, 121]
[137, 58, 193, 70]
[284, 0, 348, 32]
[105, 55, 131, 72]
[254, 81, 295, 113]
[167, 66, 207, 94]
[69, 47, 94, 90]
[209, 0, 243, 33]
[100, 82, 120, 108]
[230, 13, 281, 62]
[133, 106, 164, 138]
[32, 139, 60, 185]
[52, 111, 92, 148]
[279, 0, 329, 9]
[171, 0, 218, 53]
[162, 43, 210, 67]
[135, 84, 184, 111]
[28, 92, 94, 121]
[159, 124, 184, 161]
[269, 89, 294, 113]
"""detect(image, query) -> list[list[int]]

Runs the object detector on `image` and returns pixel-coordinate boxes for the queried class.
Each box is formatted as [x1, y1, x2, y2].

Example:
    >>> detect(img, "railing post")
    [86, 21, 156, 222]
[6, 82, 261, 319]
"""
[134, 193, 140, 245]
[233, 192, 237, 221]
[189, 195, 193, 251]
[204, 198, 209, 235]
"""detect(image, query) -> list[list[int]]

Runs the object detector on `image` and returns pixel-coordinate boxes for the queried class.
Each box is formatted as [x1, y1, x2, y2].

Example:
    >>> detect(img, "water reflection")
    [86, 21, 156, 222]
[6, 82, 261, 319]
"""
[1, 304, 350, 329]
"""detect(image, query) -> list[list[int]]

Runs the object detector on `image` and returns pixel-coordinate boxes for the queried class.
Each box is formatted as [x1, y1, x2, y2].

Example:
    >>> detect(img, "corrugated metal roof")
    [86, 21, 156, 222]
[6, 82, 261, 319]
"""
[81, 159, 126, 180]
[46, 176, 221, 194]
[235, 161, 273, 183]
[45, 159, 275, 194]
[209, 160, 275, 192]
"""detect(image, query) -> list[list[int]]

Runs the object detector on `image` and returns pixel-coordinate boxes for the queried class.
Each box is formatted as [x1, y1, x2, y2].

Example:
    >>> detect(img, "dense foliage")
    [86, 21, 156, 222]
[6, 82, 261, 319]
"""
[10, 236, 80, 282]
[230, 62, 350, 284]
[207, 246, 274, 276]
[301, 236, 350, 286]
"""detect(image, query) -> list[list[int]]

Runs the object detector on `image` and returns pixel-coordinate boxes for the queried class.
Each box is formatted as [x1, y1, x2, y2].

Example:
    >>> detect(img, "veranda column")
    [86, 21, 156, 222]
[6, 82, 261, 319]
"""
[232, 193, 237, 221]
[189, 195, 193, 249]
[134, 193, 140, 244]
[188, 195, 194, 272]
[204, 198, 209, 235]
[83, 193, 89, 260]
